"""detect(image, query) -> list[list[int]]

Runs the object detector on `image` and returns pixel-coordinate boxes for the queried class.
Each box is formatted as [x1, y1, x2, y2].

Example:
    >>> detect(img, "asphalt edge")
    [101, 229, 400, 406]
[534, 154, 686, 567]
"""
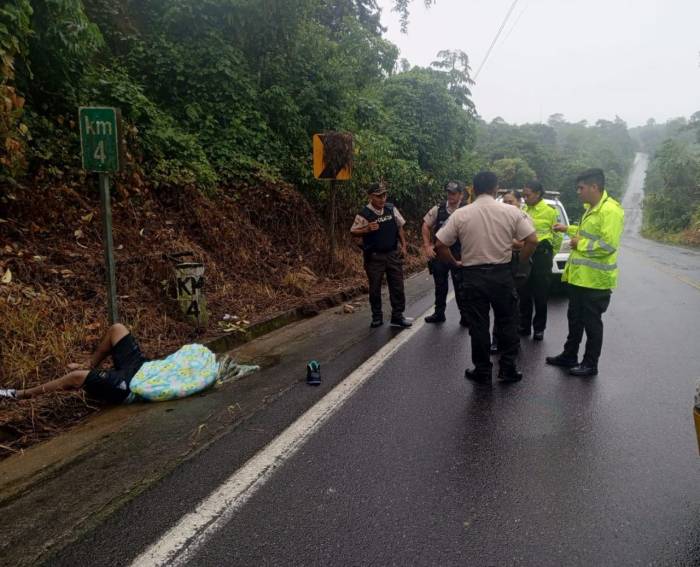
[0, 283, 368, 507]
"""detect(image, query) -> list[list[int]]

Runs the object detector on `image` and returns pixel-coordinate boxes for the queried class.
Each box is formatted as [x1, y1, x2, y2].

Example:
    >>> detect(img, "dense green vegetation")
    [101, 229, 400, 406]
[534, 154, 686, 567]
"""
[1, 0, 640, 227]
[476, 114, 636, 221]
[631, 114, 700, 245]
[1, 0, 474, 221]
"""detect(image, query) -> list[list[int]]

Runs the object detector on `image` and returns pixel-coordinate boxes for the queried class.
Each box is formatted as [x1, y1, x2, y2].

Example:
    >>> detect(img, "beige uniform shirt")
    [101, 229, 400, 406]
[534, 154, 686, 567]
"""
[436, 194, 535, 266]
[422, 202, 460, 228]
[351, 203, 406, 232]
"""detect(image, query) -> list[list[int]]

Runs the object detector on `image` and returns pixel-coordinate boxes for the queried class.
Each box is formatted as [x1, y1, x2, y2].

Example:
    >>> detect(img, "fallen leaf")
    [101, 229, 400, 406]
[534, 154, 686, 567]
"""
[81, 213, 94, 222]
[74, 229, 84, 239]
[1, 269, 11, 284]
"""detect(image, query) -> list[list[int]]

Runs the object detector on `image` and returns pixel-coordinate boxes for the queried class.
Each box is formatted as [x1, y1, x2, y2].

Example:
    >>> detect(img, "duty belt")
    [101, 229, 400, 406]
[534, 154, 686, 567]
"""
[461, 263, 511, 271]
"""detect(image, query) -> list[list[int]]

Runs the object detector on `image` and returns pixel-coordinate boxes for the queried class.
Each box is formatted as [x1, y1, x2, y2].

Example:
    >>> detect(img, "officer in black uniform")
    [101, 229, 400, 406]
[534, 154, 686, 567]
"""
[350, 183, 413, 329]
[421, 181, 468, 325]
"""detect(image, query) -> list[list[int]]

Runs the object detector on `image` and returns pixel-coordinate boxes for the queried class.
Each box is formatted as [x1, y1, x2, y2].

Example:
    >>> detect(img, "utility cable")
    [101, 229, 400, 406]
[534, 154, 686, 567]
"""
[474, 0, 520, 81]
[500, 3, 528, 47]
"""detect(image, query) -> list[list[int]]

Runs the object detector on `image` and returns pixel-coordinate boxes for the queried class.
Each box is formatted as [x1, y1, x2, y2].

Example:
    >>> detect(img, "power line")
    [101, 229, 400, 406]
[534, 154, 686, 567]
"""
[474, 0, 520, 81]
[500, 3, 528, 48]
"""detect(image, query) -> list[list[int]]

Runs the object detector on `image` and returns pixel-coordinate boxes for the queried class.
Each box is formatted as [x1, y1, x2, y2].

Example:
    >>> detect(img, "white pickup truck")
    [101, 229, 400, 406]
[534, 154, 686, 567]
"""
[496, 190, 571, 285]
[542, 191, 571, 286]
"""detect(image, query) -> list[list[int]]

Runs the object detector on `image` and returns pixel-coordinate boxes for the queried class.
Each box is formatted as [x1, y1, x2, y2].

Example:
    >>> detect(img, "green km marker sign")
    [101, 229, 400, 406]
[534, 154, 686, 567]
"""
[78, 106, 122, 324]
[79, 107, 121, 172]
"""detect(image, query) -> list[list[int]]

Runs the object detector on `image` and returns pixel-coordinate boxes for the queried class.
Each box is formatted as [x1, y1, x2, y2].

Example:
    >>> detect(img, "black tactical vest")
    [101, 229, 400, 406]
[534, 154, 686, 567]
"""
[434, 201, 462, 256]
[359, 203, 399, 254]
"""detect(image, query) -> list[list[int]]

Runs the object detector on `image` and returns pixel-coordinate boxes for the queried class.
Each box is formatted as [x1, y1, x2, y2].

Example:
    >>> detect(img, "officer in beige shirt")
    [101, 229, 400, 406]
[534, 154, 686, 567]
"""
[435, 171, 538, 384]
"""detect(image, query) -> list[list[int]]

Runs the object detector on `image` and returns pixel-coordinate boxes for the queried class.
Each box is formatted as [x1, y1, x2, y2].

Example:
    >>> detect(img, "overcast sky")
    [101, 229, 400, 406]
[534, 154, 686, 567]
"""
[377, 0, 700, 127]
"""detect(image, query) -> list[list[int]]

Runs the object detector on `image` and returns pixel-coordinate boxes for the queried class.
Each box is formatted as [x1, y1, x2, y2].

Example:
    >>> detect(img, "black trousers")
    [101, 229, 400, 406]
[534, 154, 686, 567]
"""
[519, 242, 553, 333]
[430, 259, 467, 316]
[460, 265, 519, 375]
[364, 250, 405, 319]
[563, 284, 611, 367]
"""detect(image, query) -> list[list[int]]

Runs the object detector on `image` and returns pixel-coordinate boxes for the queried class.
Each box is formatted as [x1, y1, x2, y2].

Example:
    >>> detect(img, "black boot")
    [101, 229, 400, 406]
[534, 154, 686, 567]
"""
[465, 367, 492, 384]
[569, 364, 598, 377]
[545, 353, 578, 368]
[424, 312, 446, 323]
[390, 316, 413, 328]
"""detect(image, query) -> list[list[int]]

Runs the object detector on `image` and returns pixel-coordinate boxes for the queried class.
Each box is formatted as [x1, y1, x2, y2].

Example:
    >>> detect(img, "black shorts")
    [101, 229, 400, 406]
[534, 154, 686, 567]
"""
[84, 334, 148, 404]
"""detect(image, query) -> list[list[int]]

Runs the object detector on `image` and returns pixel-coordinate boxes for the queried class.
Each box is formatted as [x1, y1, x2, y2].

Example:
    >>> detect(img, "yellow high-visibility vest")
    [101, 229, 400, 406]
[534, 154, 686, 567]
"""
[563, 191, 624, 289]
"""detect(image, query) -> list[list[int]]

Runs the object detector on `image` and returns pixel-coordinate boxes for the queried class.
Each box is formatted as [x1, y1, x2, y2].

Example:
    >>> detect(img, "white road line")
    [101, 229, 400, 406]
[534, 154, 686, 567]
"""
[130, 295, 451, 567]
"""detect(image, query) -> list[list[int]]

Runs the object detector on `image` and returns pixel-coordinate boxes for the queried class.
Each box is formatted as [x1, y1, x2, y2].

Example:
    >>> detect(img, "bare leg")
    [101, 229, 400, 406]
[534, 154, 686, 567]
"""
[16, 370, 89, 399]
[86, 324, 130, 368]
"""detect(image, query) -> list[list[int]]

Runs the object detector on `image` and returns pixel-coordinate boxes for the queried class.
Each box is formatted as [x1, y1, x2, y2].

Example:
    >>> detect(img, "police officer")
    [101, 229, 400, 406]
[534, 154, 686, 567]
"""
[519, 180, 559, 340]
[421, 181, 468, 326]
[350, 182, 413, 329]
[546, 168, 624, 376]
[435, 171, 538, 383]
[491, 189, 525, 354]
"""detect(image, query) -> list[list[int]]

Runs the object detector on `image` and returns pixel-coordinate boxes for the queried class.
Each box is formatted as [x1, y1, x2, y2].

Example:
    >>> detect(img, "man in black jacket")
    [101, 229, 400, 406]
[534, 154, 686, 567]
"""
[350, 182, 412, 329]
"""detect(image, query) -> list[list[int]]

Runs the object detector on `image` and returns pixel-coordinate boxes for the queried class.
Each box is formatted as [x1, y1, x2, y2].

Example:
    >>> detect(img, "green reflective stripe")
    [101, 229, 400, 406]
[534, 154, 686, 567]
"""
[571, 258, 617, 271]
[579, 229, 598, 240]
[579, 229, 616, 253]
[597, 239, 616, 252]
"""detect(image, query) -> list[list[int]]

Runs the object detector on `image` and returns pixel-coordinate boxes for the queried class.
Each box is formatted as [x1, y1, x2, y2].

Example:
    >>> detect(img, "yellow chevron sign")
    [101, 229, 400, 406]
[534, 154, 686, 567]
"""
[313, 133, 353, 180]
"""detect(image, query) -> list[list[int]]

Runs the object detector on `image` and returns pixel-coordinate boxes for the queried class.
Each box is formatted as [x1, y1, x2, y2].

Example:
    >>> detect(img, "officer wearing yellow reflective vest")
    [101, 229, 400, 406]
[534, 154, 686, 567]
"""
[546, 168, 624, 377]
[519, 181, 558, 341]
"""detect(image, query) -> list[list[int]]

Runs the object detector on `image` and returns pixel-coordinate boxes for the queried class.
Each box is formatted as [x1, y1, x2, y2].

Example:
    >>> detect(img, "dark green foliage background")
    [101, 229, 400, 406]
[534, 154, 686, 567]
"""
[631, 114, 700, 240]
[2, 0, 652, 228]
[476, 115, 637, 221]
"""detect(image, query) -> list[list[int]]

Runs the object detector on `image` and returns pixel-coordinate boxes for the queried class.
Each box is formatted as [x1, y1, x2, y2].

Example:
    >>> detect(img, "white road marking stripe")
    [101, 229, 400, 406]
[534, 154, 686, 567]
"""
[130, 295, 451, 566]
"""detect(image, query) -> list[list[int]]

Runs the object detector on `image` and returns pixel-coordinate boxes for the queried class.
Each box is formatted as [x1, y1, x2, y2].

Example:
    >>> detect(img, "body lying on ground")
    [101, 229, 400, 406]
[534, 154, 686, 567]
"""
[0, 324, 257, 403]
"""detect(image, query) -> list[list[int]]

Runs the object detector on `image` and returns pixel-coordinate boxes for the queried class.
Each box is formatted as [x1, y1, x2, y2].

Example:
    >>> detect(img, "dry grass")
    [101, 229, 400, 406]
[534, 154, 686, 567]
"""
[0, 284, 103, 454]
[0, 178, 423, 457]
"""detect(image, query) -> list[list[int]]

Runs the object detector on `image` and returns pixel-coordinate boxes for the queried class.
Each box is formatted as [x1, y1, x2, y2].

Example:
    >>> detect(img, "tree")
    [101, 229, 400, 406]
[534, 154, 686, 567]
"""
[491, 157, 536, 189]
[392, 0, 436, 32]
[430, 49, 475, 111]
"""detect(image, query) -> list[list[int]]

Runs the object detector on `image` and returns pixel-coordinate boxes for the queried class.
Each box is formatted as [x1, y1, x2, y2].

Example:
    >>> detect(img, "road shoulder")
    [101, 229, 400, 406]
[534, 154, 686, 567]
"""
[0, 271, 434, 567]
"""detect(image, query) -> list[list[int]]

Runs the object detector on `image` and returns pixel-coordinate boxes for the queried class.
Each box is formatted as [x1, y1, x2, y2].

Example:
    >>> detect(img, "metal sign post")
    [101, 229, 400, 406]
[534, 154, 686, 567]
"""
[312, 133, 353, 267]
[99, 173, 118, 324]
[79, 106, 122, 324]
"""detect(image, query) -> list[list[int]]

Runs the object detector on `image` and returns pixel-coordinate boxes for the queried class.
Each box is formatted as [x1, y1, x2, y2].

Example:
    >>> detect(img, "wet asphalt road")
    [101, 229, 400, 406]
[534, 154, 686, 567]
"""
[50, 155, 700, 566]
